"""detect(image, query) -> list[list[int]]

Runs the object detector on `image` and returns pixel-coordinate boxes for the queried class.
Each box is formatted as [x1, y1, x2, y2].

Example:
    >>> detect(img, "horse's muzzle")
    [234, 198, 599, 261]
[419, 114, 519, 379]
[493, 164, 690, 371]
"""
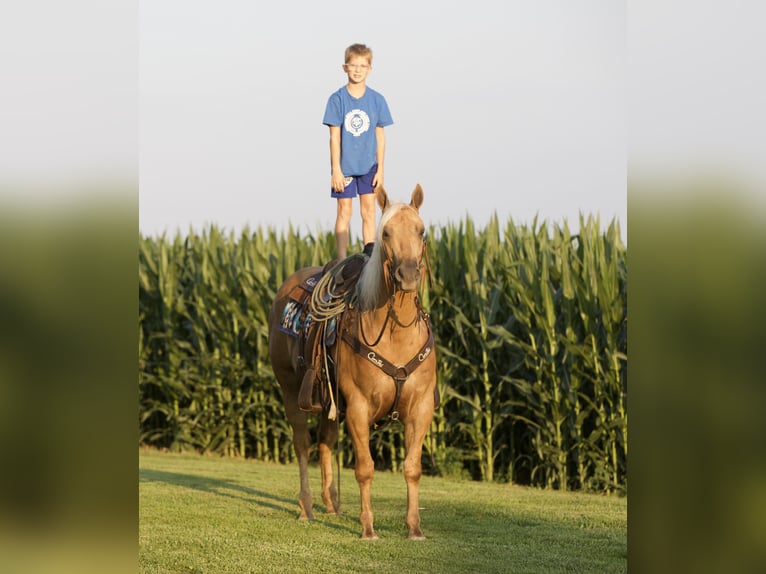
[393, 260, 421, 291]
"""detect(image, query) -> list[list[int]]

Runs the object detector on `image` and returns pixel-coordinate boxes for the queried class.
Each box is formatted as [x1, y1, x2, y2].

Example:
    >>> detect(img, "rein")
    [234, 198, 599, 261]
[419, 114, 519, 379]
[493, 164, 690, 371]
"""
[359, 293, 421, 348]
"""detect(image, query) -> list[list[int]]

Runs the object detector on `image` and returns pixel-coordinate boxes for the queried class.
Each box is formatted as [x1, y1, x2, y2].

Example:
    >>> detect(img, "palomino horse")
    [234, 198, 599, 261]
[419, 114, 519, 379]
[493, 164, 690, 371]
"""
[267, 185, 437, 540]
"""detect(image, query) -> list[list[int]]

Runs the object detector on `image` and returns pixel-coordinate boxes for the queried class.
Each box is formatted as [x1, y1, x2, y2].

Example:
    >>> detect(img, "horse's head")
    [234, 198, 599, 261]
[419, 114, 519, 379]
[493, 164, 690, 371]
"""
[375, 185, 426, 293]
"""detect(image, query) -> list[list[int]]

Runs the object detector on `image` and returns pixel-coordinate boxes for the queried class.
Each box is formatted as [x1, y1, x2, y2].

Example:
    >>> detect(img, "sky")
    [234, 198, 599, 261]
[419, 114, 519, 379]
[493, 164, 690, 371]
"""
[138, 0, 626, 240]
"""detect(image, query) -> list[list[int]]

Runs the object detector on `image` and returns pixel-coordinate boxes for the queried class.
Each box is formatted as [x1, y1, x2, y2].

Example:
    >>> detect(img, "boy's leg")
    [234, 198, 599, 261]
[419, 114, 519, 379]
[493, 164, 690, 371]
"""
[358, 164, 379, 248]
[335, 198, 353, 260]
[359, 193, 376, 246]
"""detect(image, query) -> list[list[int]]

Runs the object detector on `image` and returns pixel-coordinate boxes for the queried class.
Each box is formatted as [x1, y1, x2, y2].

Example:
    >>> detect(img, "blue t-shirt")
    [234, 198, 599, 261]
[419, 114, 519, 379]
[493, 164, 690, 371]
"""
[322, 86, 393, 176]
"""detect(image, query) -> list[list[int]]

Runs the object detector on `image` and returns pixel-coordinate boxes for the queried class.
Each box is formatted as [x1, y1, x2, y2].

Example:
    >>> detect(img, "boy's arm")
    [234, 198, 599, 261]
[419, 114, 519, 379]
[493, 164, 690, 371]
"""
[373, 126, 385, 189]
[329, 125, 345, 192]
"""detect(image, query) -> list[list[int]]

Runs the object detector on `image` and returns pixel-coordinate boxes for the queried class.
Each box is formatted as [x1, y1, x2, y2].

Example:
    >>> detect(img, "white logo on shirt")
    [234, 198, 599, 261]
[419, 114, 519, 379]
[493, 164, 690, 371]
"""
[344, 109, 370, 137]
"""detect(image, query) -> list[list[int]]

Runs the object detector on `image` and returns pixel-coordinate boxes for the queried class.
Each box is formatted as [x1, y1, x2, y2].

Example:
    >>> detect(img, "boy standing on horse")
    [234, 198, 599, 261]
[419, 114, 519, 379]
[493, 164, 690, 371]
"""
[323, 43, 393, 260]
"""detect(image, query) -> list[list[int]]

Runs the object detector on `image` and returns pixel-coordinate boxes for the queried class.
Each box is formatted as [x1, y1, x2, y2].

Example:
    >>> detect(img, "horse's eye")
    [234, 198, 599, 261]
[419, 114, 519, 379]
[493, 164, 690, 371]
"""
[382, 230, 390, 240]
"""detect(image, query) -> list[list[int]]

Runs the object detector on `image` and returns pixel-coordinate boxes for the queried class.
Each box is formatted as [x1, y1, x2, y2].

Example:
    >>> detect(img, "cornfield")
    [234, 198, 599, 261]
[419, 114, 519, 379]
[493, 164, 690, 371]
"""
[139, 215, 627, 493]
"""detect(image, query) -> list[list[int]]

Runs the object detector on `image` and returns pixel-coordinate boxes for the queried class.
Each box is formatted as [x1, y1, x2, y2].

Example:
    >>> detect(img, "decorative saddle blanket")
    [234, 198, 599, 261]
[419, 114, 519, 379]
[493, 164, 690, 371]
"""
[277, 271, 322, 339]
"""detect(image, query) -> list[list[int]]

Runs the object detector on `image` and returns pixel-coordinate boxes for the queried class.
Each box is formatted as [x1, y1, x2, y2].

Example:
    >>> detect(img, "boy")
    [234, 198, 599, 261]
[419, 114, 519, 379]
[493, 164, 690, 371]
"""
[322, 43, 393, 260]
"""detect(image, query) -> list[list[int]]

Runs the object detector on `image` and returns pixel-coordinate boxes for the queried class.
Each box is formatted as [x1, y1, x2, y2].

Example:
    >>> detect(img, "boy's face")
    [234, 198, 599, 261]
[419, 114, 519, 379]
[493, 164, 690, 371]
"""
[343, 55, 371, 84]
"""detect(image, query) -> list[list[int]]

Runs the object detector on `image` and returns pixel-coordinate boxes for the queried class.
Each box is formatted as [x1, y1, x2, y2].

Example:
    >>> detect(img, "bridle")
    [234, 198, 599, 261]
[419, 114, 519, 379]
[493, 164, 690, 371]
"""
[341, 235, 434, 425]
[379, 236, 433, 295]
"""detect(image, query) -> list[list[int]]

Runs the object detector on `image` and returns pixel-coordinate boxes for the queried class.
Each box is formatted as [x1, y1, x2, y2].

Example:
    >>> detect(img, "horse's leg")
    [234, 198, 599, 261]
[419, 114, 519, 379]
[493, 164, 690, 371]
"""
[281, 381, 315, 520]
[345, 403, 378, 539]
[403, 408, 433, 540]
[317, 416, 340, 514]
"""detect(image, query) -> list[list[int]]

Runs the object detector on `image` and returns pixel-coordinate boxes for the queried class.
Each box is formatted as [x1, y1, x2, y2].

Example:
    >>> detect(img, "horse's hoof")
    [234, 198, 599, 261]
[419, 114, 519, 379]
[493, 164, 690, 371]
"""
[298, 513, 316, 521]
[408, 534, 426, 541]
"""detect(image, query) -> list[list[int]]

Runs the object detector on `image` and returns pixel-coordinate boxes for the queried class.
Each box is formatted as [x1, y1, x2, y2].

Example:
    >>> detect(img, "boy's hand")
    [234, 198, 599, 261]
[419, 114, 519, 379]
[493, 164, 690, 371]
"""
[331, 171, 346, 192]
[372, 171, 383, 190]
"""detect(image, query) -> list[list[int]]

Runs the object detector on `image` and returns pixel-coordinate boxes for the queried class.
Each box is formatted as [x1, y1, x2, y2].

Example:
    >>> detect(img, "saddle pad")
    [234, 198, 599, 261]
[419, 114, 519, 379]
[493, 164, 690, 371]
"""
[278, 299, 304, 337]
[278, 296, 340, 341]
[277, 270, 323, 338]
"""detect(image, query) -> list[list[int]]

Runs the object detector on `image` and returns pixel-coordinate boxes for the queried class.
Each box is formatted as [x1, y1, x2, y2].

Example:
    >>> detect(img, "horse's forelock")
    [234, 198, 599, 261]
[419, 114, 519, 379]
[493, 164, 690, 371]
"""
[376, 201, 406, 242]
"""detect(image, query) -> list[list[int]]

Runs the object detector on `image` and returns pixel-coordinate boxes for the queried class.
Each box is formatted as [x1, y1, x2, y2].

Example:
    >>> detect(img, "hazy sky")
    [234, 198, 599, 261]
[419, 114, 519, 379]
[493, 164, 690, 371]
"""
[139, 0, 626, 239]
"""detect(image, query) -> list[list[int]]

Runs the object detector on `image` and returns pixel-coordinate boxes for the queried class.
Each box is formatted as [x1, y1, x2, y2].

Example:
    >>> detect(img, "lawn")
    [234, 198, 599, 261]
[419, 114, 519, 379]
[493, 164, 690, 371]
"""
[139, 449, 626, 573]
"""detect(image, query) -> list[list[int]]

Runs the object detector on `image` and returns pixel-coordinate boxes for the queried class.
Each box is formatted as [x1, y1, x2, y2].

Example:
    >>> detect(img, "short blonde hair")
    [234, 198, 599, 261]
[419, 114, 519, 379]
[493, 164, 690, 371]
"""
[345, 43, 373, 65]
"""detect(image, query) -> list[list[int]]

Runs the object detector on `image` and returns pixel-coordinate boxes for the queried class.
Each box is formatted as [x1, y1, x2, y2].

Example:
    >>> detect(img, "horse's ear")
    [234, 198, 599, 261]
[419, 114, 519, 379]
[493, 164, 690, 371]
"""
[410, 184, 424, 211]
[376, 186, 390, 211]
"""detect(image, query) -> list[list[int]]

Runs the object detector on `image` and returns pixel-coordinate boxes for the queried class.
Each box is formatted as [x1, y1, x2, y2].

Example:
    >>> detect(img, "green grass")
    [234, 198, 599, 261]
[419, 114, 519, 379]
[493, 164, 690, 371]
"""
[139, 448, 626, 573]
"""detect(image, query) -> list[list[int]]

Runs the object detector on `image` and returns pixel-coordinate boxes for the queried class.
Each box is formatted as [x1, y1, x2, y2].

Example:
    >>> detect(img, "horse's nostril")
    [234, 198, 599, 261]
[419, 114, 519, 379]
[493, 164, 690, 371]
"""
[394, 261, 420, 286]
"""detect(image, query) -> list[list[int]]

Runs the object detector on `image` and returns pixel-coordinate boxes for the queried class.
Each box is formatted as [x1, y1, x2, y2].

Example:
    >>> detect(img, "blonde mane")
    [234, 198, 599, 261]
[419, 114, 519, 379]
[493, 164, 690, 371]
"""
[355, 201, 408, 311]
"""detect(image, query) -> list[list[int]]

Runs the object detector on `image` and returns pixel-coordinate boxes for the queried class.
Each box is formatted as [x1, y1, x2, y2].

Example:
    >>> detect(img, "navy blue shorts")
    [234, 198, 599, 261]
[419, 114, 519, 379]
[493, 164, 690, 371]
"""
[331, 164, 378, 199]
